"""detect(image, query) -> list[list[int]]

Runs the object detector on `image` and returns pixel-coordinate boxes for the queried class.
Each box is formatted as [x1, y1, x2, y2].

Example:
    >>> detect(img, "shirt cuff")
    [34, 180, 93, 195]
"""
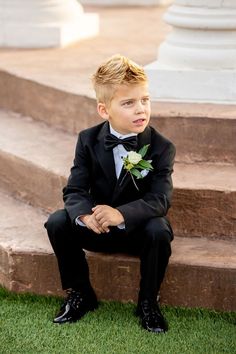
[117, 222, 125, 230]
[75, 216, 86, 227]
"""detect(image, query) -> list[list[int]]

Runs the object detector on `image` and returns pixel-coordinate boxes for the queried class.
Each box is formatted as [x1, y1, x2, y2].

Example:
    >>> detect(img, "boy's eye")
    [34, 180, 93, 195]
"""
[122, 97, 149, 106]
[141, 97, 150, 104]
[122, 100, 134, 106]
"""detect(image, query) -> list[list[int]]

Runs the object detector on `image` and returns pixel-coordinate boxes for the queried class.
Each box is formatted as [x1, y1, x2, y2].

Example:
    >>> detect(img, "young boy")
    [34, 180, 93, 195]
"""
[45, 54, 175, 333]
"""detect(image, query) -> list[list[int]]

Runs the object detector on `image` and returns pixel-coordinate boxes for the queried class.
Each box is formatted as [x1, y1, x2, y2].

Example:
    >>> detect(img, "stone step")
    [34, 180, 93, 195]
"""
[0, 109, 235, 239]
[0, 190, 235, 311]
[151, 108, 236, 165]
[1, 70, 236, 164]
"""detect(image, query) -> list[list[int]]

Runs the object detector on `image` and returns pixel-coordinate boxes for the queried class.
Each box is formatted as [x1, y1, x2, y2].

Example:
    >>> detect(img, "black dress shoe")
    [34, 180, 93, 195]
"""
[53, 289, 98, 324]
[136, 299, 168, 333]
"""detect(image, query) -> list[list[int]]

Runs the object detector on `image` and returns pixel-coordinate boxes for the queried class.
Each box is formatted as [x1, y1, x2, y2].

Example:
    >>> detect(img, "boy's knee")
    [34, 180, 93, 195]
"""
[45, 209, 70, 235]
[144, 217, 173, 245]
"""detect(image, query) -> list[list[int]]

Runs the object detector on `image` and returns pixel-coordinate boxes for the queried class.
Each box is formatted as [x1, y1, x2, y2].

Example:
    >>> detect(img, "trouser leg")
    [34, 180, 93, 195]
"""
[45, 209, 91, 291]
[44, 209, 129, 291]
[137, 217, 173, 302]
[45, 209, 173, 302]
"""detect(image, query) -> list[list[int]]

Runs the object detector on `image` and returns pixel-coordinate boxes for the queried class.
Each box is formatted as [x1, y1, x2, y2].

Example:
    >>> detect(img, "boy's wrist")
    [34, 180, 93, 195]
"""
[75, 215, 89, 227]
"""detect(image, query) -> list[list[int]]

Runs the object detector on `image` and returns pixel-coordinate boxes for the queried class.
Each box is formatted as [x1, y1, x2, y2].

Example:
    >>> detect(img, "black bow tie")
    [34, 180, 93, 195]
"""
[104, 133, 138, 151]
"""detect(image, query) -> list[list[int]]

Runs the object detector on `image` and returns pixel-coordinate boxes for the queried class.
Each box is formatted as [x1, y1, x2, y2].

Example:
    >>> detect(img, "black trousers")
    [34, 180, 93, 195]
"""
[45, 209, 173, 302]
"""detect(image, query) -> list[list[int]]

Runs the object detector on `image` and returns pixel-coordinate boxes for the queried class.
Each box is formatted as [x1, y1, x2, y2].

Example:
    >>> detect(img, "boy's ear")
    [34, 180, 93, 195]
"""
[97, 102, 109, 120]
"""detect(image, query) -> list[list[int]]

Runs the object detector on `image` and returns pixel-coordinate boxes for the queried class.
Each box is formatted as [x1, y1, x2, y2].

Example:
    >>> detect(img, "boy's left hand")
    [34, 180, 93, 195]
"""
[92, 205, 124, 230]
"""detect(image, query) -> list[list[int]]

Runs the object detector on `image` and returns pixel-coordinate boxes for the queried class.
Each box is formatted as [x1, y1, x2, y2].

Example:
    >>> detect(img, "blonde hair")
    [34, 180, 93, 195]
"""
[92, 54, 148, 106]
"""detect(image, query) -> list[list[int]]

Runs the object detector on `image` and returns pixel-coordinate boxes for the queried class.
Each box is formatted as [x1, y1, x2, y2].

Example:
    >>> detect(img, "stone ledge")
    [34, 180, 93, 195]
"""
[0, 191, 235, 311]
[1, 242, 236, 311]
[0, 72, 235, 164]
[0, 110, 235, 238]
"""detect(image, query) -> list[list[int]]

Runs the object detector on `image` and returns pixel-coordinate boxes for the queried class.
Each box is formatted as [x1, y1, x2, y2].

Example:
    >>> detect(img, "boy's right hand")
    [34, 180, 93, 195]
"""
[79, 214, 110, 234]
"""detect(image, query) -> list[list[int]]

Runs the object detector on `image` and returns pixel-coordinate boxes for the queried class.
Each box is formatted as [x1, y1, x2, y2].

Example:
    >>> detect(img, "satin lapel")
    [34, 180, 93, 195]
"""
[94, 122, 117, 188]
[136, 126, 152, 153]
[112, 126, 152, 203]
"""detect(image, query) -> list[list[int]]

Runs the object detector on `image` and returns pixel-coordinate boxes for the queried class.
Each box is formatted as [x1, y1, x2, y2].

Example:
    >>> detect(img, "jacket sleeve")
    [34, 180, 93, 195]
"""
[63, 134, 95, 223]
[116, 141, 176, 232]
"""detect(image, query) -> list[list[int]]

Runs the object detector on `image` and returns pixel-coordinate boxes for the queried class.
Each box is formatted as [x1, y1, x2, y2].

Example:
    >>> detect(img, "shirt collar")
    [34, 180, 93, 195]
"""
[109, 124, 137, 139]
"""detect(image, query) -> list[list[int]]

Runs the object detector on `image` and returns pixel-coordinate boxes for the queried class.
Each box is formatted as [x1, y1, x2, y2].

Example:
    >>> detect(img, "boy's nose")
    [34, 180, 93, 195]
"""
[135, 101, 145, 114]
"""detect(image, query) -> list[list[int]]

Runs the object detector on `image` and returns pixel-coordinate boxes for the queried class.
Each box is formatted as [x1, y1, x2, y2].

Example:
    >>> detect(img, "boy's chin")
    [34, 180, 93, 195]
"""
[132, 125, 148, 134]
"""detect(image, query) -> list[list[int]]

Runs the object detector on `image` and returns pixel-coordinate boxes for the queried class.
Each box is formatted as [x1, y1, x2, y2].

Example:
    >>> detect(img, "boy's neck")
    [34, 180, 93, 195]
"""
[109, 124, 137, 139]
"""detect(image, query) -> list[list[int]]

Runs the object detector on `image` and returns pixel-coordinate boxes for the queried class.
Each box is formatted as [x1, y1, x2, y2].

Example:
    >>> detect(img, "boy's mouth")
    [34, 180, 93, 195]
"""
[133, 118, 146, 124]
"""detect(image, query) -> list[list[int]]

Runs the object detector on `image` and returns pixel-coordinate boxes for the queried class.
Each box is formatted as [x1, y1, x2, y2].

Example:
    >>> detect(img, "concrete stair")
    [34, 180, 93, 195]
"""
[0, 110, 235, 311]
[0, 109, 235, 239]
[1, 70, 236, 165]
[0, 5, 235, 311]
[1, 190, 235, 311]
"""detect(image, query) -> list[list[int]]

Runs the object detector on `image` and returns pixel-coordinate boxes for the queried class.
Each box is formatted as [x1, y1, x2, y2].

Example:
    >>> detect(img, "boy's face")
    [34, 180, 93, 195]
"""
[98, 83, 151, 135]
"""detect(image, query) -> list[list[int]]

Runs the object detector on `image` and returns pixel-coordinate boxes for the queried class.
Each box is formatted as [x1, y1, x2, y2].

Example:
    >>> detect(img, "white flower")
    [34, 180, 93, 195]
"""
[121, 144, 154, 191]
[127, 151, 142, 165]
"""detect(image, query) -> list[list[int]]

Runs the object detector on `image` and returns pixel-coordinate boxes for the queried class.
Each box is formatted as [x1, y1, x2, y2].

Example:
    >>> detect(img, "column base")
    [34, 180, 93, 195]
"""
[0, 13, 99, 48]
[145, 61, 236, 104]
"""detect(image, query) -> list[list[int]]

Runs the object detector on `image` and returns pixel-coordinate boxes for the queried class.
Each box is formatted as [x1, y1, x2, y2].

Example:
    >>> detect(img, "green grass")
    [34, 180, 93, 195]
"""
[0, 287, 235, 354]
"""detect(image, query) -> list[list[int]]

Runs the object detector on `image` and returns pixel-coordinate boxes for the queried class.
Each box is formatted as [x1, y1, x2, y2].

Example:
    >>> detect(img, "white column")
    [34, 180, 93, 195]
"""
[145, 0, 236, 103]
[0, 0, 99, 48]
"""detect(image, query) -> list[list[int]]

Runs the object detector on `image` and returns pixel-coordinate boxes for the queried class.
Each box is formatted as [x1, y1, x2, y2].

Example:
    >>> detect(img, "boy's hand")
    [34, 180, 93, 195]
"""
[92, 205, 124, 231]
[79, 214, 108, 234]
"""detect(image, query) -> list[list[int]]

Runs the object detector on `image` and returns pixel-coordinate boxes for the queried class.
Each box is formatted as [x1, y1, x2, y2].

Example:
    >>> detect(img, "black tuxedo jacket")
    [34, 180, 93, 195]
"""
[63, 122, 176, 233]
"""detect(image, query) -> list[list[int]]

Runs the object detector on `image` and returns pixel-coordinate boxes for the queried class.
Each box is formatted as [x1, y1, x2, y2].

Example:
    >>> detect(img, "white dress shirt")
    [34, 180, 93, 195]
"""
[109, 125, 137, 178]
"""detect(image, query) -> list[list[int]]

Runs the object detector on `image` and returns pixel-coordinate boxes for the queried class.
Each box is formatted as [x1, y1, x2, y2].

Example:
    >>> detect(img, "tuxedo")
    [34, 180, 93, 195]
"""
[46, 121, 176, 301]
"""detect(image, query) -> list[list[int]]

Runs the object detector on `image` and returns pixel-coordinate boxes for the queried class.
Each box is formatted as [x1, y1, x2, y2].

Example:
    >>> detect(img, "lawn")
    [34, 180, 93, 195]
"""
[0, 287, 235, 354]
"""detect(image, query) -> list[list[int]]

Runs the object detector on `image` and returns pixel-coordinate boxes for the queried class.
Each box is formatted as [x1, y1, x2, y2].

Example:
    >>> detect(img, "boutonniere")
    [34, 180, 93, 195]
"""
[121, 144, 153, 190]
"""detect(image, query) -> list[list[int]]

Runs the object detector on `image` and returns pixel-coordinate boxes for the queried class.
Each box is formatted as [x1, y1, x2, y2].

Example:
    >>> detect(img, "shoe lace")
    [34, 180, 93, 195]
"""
[142, 300, 162, 323]
[64, 289, 83, 309]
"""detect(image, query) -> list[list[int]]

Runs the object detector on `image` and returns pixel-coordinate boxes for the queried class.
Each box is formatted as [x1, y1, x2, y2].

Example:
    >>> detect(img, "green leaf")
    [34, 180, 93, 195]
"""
[136, 160, 153, 170]
[138, 144, 149, 158]
[131, 168, 143, 179]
